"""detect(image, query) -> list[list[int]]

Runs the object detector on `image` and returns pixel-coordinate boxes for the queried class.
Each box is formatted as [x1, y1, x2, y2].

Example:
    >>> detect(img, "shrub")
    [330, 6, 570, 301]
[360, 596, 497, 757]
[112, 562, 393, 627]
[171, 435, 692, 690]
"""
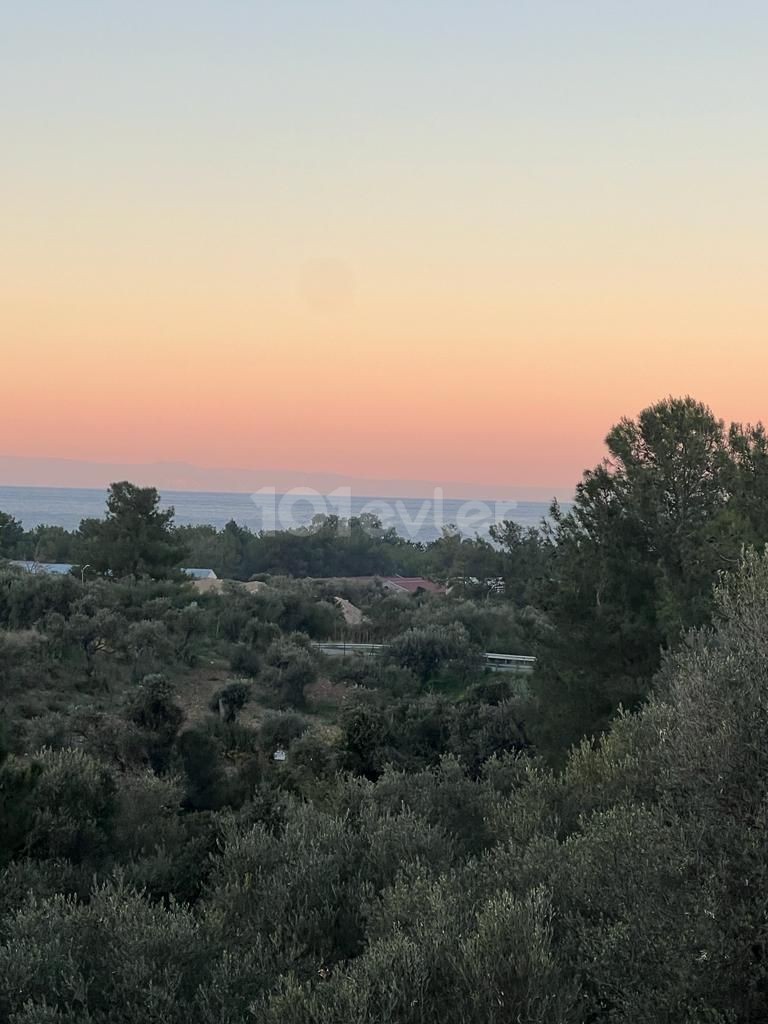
[209, 681, 252, 723]
[258, 711, 308, 753]
[387, 623, 478, 682]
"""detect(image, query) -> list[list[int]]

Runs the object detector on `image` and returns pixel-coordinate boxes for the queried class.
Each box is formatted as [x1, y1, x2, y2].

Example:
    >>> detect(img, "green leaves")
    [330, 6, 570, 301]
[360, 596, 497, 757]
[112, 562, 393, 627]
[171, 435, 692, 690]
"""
[387, 622, 478, 682]
[0, 510, 24, 557]
[533, 397, 768, 755]
[78, 482, 188, 580]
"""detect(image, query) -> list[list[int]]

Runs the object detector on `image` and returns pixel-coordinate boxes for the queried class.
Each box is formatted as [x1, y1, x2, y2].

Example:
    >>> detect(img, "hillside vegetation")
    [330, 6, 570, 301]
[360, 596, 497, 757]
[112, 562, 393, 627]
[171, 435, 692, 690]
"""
[3, 396, 768, 1021]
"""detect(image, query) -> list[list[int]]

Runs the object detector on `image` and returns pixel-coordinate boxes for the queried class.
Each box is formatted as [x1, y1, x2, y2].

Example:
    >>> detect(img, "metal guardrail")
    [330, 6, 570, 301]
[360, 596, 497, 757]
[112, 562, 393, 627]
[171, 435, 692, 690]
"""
[313, 641, 535, 672]
[314, 642, 387, 654]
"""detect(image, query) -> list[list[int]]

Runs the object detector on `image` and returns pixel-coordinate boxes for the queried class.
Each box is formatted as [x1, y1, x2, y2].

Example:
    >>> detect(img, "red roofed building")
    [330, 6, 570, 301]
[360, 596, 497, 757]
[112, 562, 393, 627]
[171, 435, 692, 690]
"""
[312, 575, 447, 595]
[379, 576, 447, 595]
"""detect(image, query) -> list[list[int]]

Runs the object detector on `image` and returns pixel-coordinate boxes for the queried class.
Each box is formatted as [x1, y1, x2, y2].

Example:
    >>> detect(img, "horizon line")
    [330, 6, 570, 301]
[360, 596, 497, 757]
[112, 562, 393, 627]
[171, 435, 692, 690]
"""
[0, 454, 576, 503]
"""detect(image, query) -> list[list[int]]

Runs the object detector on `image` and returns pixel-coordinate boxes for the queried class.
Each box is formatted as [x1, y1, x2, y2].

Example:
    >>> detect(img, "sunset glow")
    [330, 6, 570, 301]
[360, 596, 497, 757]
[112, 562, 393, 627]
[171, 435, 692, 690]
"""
[3, 2, 767, 493]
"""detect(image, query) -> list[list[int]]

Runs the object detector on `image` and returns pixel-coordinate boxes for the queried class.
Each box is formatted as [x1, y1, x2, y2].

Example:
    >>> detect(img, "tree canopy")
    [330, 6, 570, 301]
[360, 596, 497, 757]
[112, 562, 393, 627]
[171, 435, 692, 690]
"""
[78, 481, 188, 579]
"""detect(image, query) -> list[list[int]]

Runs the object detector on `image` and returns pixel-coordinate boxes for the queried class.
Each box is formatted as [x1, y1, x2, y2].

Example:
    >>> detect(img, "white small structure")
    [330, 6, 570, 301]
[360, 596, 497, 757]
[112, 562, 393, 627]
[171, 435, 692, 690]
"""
[272, 748, 287, 763]
[182, 568, 218, 580]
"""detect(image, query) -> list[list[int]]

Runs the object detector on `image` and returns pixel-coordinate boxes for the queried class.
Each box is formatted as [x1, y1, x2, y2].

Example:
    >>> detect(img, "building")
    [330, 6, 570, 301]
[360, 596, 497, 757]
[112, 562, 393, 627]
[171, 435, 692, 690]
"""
[379, 576, 447, 596]
[313, 575, 447, 595]
[181, 568, 218, 580]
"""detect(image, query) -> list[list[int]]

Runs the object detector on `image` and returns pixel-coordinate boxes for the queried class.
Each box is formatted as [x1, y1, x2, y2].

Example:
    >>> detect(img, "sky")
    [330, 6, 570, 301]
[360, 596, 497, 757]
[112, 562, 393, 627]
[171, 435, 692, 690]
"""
[2, 2, 767, 495]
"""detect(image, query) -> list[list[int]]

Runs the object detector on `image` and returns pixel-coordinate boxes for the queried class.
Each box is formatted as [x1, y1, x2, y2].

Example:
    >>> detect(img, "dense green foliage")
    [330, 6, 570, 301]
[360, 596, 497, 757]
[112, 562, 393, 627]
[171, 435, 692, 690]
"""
[3, 553, 768, 1020]
[3, 396, 768, 1021]
[535, 398, 768, 751]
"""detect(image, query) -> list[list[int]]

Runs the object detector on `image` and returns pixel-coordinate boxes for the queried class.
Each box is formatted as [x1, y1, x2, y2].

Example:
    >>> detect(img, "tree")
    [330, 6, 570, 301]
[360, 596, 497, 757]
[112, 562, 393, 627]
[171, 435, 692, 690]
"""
[127, 674, 184, 771]
[261, 637, 318, 708]
[0, 510, 24, 558]
[607, 395, 733, 634]
[119, 619, 174, 681]
[176, 728, 229, 810]
[0, 748, 117, 865]
[45, 606, 125, 679]
[258, 709, 308, 752]
[209, 681, 252, 723]
[338, 694, 390, 778]
[387, 622, 478, 683]
[534, 397, 736, 756]
[24, 524, 77, 563]
[726, 420, 768, 544]
[78, 482, 188, 579]
[488, 520, 551, 605]
[0, 877, 204, 1024]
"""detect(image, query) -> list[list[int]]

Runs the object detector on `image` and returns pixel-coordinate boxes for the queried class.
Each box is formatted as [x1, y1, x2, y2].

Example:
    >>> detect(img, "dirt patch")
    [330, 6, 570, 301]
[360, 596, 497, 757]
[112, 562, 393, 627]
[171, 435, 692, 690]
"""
[173, 665, 230, 725]
[305, 677, 349, 709]
[242, 580, 269, 594]
[173, 664, 264, 729]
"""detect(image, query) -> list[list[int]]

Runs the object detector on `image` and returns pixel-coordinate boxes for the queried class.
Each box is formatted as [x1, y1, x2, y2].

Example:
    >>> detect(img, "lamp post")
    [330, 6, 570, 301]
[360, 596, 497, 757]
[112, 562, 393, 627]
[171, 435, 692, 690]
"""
[80, 564, 91, 584]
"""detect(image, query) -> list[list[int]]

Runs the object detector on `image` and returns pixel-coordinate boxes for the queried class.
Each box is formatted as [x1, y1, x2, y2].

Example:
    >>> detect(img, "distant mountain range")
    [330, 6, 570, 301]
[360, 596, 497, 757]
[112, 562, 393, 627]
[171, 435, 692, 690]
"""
[0, 456, 572, 503]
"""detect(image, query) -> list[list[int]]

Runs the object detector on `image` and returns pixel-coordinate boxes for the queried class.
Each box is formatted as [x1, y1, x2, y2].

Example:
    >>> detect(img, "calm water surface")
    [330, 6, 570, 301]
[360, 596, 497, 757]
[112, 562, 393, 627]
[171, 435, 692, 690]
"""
[0, 485, 566, 544]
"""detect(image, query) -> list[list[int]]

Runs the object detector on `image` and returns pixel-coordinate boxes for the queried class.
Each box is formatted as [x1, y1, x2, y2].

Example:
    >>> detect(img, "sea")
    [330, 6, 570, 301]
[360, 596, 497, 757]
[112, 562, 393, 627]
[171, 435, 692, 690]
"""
[0, 485, 564, 545]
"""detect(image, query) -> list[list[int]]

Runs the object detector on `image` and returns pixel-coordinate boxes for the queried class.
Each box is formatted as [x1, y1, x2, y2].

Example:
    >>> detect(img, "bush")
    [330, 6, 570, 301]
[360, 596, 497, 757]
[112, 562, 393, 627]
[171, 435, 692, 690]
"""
[0, 748, 117, 866]
[261, 639, 318, 708]
[229, 643, 262, 677]
[387, 623, 478, 683]
[0, 878, 205, 1024]
[127, 675, 184, 772]
[176, 728, 230, 811]
[258, 711, 308, 753]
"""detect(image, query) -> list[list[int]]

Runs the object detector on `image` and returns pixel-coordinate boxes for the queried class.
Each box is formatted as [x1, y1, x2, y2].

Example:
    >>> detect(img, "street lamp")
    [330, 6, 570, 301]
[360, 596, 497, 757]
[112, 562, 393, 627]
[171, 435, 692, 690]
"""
[80, 564, 91, 584]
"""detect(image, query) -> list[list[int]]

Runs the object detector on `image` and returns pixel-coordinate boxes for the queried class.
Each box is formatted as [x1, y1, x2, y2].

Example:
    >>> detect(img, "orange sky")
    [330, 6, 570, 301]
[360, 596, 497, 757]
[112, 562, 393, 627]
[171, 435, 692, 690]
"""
[3, 3, 767, 493]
